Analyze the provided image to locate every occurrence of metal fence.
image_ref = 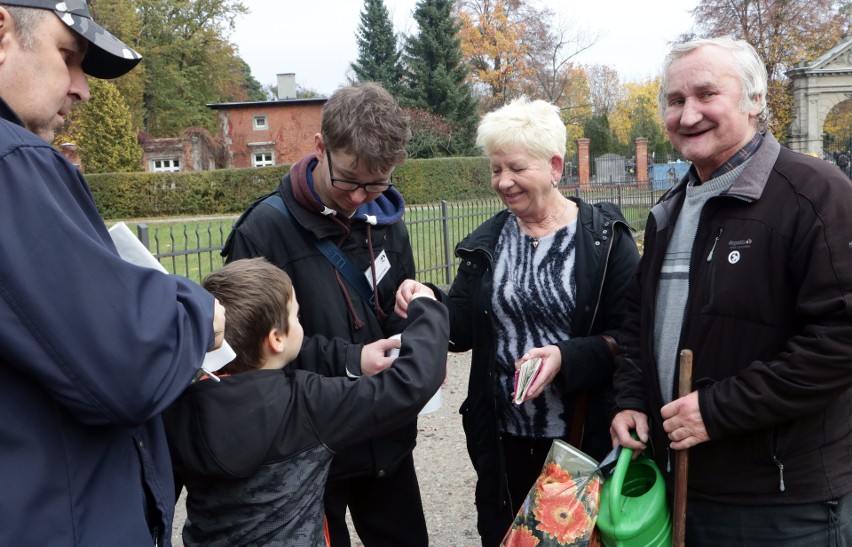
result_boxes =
[131,185,668,287]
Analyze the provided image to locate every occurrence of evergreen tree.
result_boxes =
[58,79,142,173]
[223,59,267,103]
[403,0,478,156]
[584,114,613,159]
[351,0,405,95]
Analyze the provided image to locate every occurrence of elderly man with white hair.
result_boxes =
[610,36,852,545]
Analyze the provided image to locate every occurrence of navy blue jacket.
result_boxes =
[0,98,215,545]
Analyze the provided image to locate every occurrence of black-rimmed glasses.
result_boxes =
[326,149,394,193]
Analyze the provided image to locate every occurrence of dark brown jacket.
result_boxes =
[614,133,852,504]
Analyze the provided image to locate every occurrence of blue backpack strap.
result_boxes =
[261,194,375,308]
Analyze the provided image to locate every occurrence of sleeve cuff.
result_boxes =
[344,343,363,378]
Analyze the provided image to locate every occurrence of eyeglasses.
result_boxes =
[325,149,394,193]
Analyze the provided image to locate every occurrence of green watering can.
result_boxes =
[596,445,671,546]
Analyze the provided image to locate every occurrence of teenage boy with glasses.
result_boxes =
[326,148,394,194]
[222,82,430,547]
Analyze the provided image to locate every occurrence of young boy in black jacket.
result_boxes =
[164,258,448,546]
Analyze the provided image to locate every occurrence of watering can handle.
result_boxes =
[608,441,637,518]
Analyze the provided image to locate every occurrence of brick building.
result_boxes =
[140,127,221,173]
[207,73,326,169]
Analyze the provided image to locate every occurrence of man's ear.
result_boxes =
[749,94,763,117]
[0,8,11,66]
[314,132,325,157]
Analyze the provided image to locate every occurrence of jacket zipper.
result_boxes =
[586,220,623,334]
[706,227,724,262]
[461,244,510,514]
[771,427,785,492]
[772,455,786,492]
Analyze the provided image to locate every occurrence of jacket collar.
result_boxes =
[667,132,780,203]
[688,132,764,183]
[724,131,781,201]
[570,196,631,235]
[456,196,630,257]
[455,209,509,260]
[0,96,24,127]
[653,132,782,232]
[287,153,406,227]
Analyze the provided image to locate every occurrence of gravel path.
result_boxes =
[172,351,481,546]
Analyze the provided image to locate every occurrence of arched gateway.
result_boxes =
[788,30,852,157]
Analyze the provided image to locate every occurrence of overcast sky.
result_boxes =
[231,0,697,96]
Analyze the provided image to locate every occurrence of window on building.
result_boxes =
[253,115,268,130]
[151,158,181,172]
[253,151,274,167]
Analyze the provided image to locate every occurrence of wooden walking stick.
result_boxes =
[672,349,693,547]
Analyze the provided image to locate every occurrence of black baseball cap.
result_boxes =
[2,0,142,78]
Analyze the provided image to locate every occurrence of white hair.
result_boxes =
[658,36,770,133]
[476,97,566,163]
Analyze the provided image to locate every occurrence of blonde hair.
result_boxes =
[476,97,566,163]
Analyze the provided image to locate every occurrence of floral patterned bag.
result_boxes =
[501,440,603,547]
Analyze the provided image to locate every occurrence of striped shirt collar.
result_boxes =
[688,132,763,184]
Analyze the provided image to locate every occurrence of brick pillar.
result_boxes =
[577,138,591,190]
[635,137,648,188]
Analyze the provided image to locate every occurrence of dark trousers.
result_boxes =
[500,436,554,516]
[686,489,852,546]
[324,452,427,547]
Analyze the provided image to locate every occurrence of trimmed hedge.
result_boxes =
[393,156,494,203]
[87,165,290,219]
[88,157,494,219]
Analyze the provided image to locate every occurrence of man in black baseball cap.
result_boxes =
[1,0,141,78]
[0,0,142,141]
[0,2,227,546]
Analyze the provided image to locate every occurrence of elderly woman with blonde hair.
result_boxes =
[396,97,640,546]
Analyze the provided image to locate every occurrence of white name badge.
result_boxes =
[365,249,391,289]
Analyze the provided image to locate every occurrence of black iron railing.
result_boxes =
[130,186,667,286]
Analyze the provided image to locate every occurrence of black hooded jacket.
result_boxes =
[222,154,417,480]
[165,298,448,545]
